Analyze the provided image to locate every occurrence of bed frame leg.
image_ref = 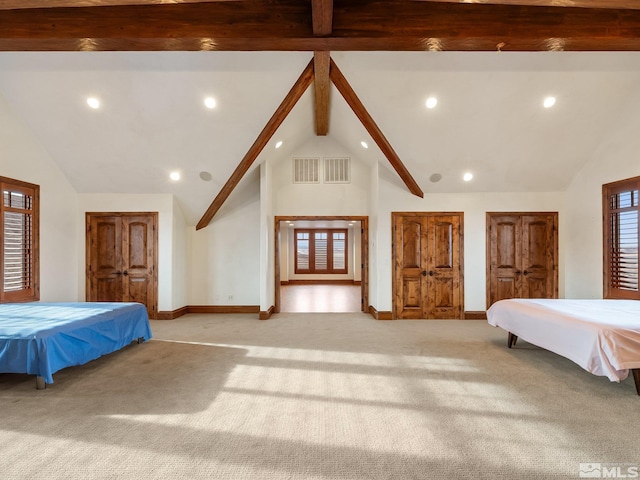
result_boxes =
[507,332,518,348]
[632,369,640,396]
[35,376,46,390]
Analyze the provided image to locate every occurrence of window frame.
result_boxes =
[294,228,348,274]
[1,176,40,303]
[603,175,640,300]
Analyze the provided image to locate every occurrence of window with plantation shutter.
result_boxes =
[1,177,39,303]
[294,229,348,274]
[603,176,639,299]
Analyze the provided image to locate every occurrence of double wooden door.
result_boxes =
[86,212,158,319]
[393,212,463,319]
[486,212,558,308]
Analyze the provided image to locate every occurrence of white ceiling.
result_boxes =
[1,50,640,225]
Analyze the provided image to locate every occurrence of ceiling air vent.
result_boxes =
[293,157,319,184]
[324,157,351,184]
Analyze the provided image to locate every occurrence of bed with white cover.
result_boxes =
[486,299,640,395]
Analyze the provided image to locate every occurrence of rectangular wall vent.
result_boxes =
[293,157,320,184]
[324,157,351,184]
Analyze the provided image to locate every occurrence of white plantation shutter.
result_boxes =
[332,232,346,270]
[4,210,31,292]
[296,231,310,271]
[314,232,328,270]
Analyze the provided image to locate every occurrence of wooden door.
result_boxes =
[87,212,158,319]
[520,215,556,299]
[393,212,463,319]
[88,215,123,303]
[487,212,557,308]
[427,215,463,319]
[487,214,520,304]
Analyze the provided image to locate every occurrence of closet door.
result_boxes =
[486,212,558,308]
[86,212,158,319]
[393,212,464,319]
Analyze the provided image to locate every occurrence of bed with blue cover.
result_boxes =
[0,302,152,388]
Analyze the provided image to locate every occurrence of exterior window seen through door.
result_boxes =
[294,229,347,274]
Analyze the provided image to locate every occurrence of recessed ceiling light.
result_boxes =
[169,171,181,181]
[199,171,212,181]
[275,141,283,149]
[426,97,438,109]
[361,141,369,149]
[463,172,473,182]
[543,96,556,108]
[204,97,216,109]
[430,173,442,183]
[86,97,100,109]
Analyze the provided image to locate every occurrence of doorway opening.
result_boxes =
[274,216,368,313]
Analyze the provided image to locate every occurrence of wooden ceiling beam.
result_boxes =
[329,58,423,199]
[313,51,331,136]
[311,1,333,136]
[196,59,314,230]
[411,0,640,10]
[312,0,333,35]
[0,0,240,10]
[2,0,638,12]
[4,1,640,51]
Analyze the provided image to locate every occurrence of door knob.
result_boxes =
[421,270,427,277]
[428,270,435,276]
[123,271,129,276]
[515,270,521,275]
[114,271,122,275]
[523,270,529,276]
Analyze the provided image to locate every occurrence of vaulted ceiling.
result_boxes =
[1,1,640,226]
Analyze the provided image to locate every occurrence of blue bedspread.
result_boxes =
[0,302,152,384]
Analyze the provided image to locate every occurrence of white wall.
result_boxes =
[368,162,380,310]
[0,94,79,301]
[172,200,188,309]
[564,108,640,299]
[261,161,275,311]
[187,170,261,306]
[377,173,566,312]
[77,193,175,311]
[272,139,370,216]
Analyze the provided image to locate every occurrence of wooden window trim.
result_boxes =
[1,176,40,303]
[603,175,640,300]
[294,228,348,274]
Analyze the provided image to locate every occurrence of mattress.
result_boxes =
[487,299,640,382]
[0,302,152,384]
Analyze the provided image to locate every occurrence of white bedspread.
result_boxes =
[486,299,640,382]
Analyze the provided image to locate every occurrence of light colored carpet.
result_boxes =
[1,313,639,480]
